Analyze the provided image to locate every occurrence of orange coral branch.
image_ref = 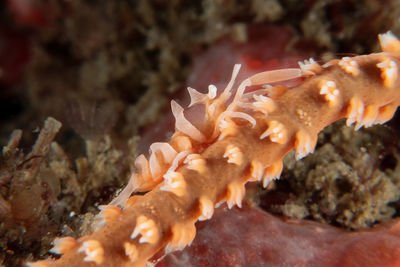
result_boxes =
[28,32,400,267]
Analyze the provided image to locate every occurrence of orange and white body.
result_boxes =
[28,31,400,267]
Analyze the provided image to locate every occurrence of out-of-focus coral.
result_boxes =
[0,26,31,87]
[7,0,54,28]
[64,98,119,140]
[0,118,135,266]
[21,0,400,138]
[0,117,63,265]
[159,205,400,267]
[296,0,400,54]
[260,121,400,229]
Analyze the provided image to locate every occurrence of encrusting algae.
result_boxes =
[28,31,400,266]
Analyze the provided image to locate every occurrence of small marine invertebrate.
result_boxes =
[28,31,400,266]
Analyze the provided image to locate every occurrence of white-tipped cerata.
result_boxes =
[184,154,206,174]
[149,142,178,178]
[160,170,187,197]
[346,97,365,130]
[135,154,151,180]
[362,105,379,128]
[249,160,264,182]
[77,240,104,265]
[212,64,242,114]
[252,94,276,114]
[218,118,237,141]
[263,160,283,188]
[295,130,316,160]
[171,100,206,142]
[149,142,177,164]
[319,80,339,106]
[166,222,196,253]
[338,57,360,76]
[198,196,214,221]
[124,242,139,263]
[260,120,288,144]
[226,181,245,209]
[131,215,159,244]
[187,87,206,107]
[94,205,122,229]
[379,31,400,53]
[49,237,77,255]
[223,145,243,165]
[298,58,322,76]
[377,58,398,88]
[187,84,217,108]
[208,84,217,99]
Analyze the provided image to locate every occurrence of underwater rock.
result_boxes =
[159,205,400,267]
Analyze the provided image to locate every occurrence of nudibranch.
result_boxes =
[28,31,400,267]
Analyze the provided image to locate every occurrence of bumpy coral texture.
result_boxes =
[29,32,400,266]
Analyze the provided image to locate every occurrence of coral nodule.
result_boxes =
[28,32,400,266]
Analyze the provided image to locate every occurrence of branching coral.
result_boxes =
[28,32,400,266]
